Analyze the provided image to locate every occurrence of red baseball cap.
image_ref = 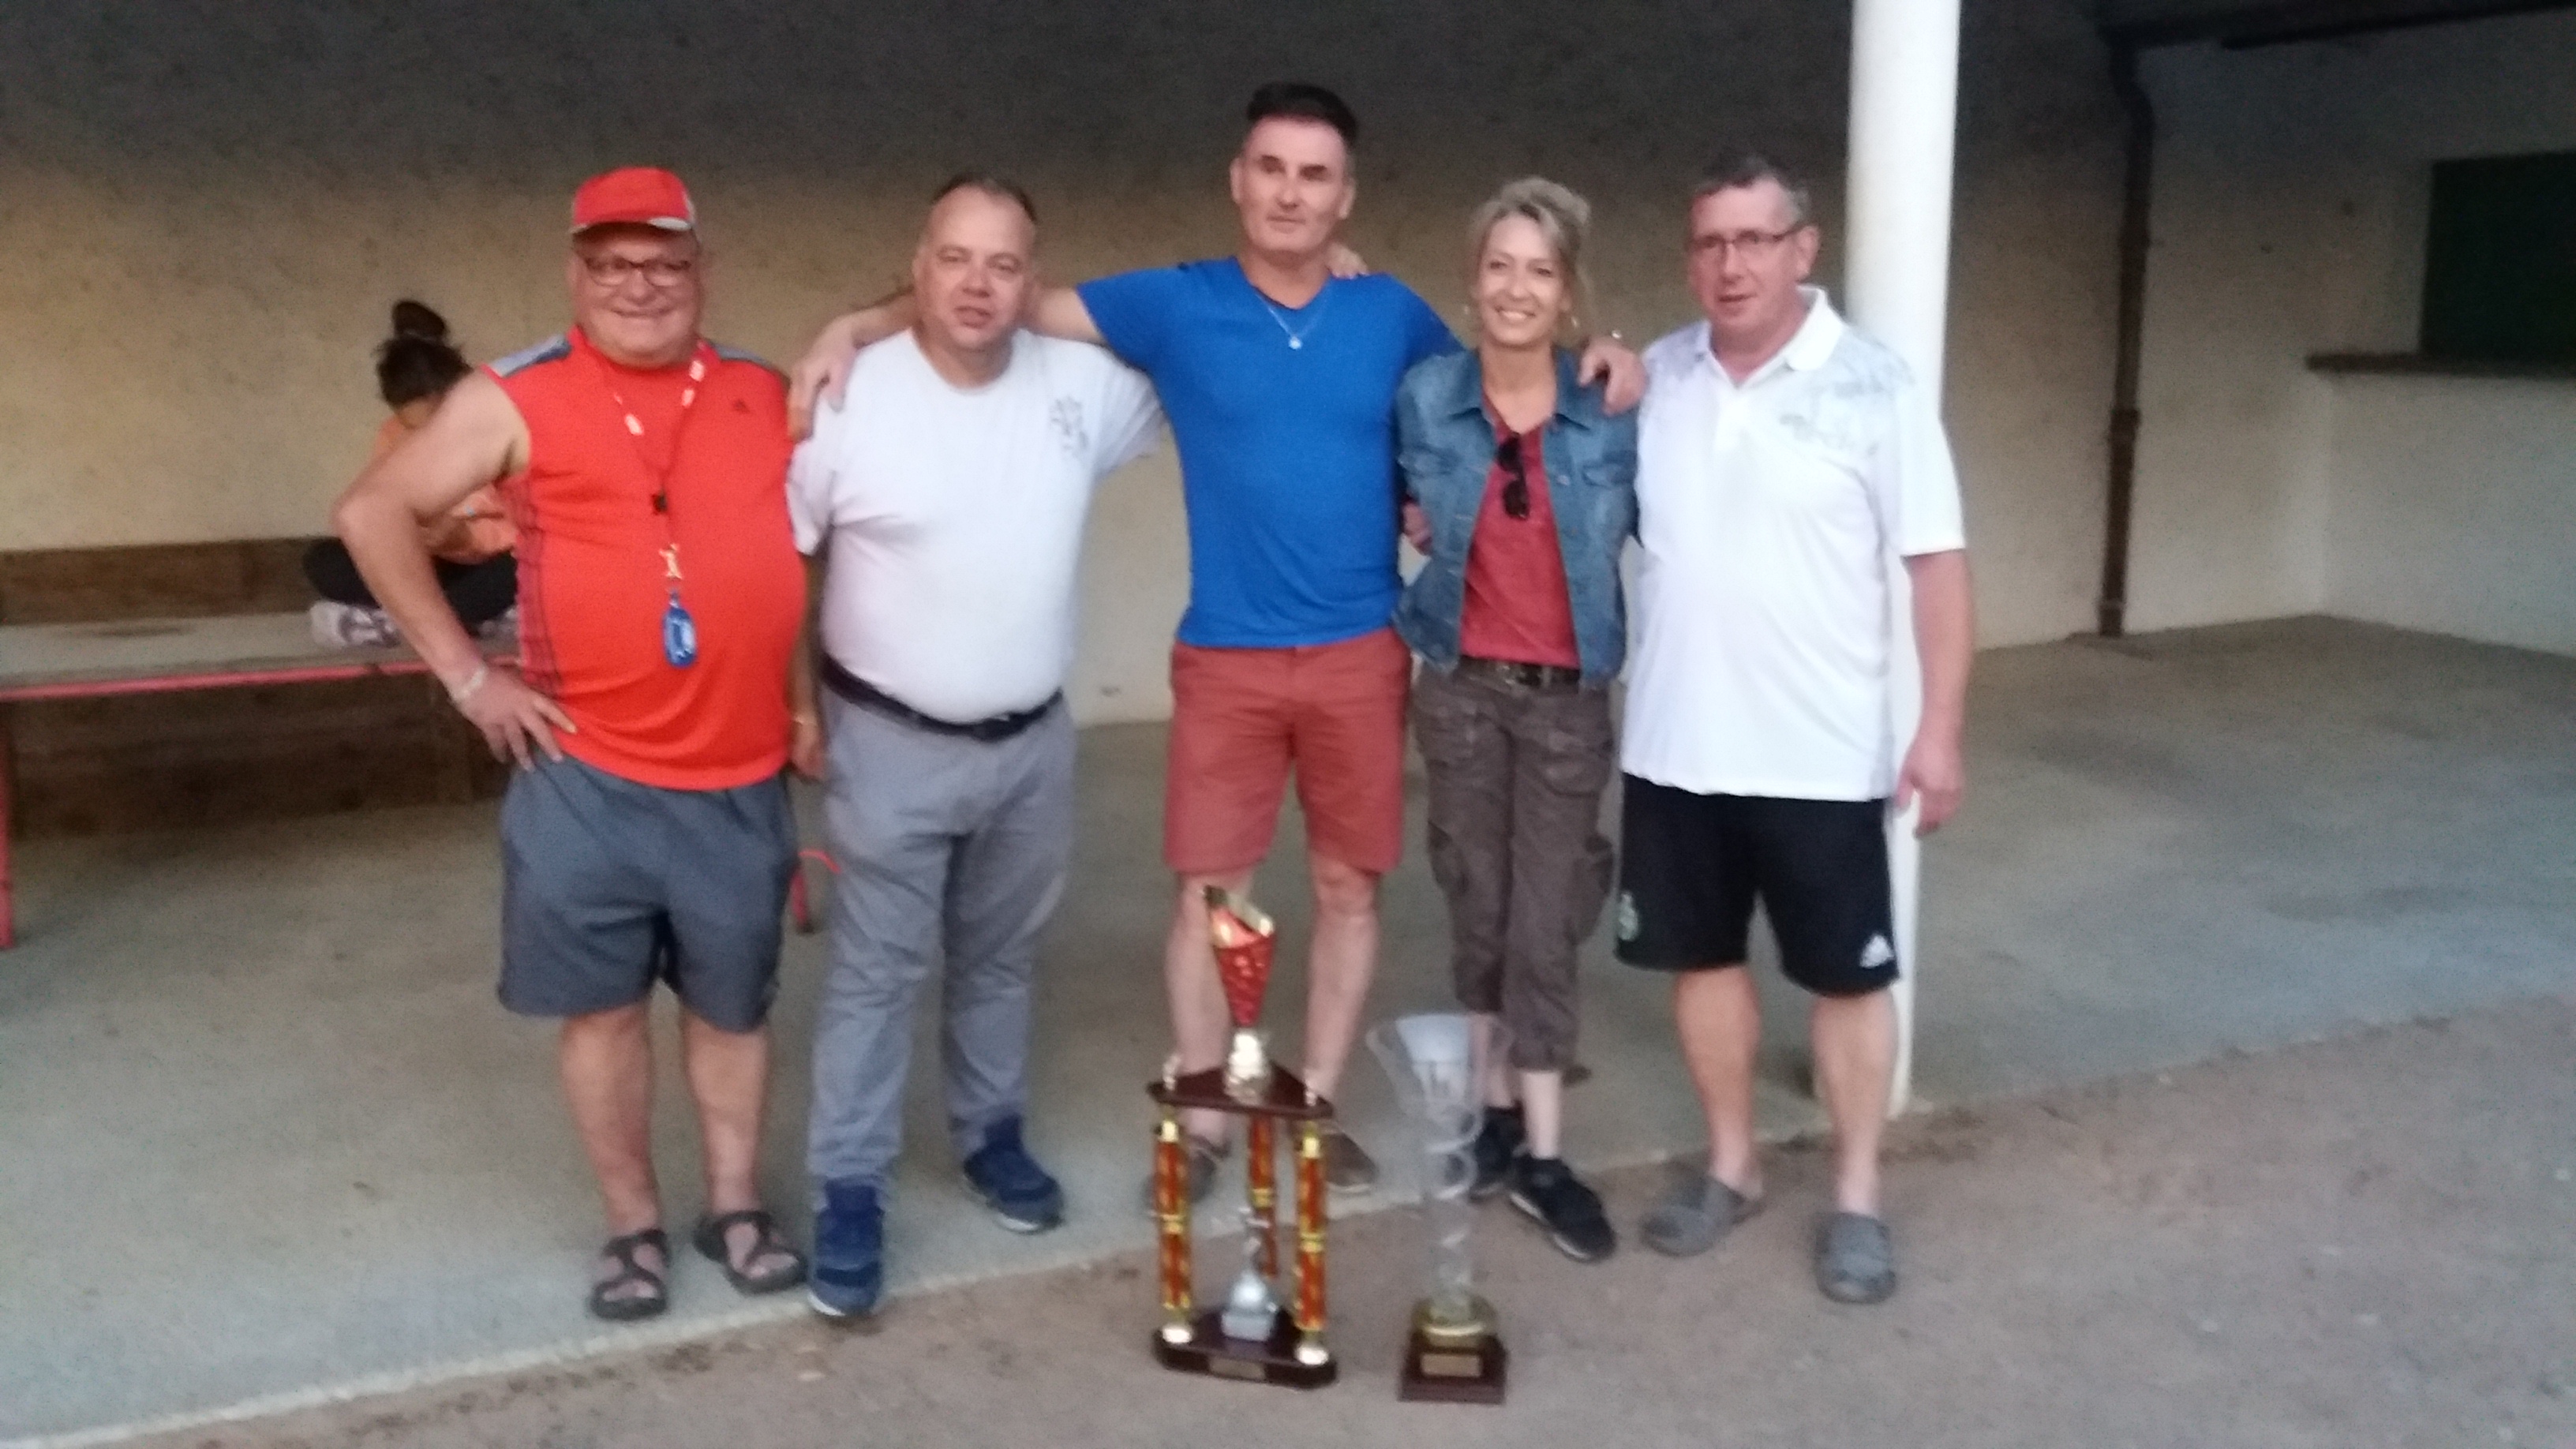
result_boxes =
[570,167,697,234]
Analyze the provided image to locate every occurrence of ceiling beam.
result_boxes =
[2106,0,2576,49]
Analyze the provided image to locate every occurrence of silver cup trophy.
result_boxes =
[1219,1205,1285,1342]
[1366,1012,1509,1402]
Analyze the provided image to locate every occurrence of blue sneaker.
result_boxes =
[807,1180,884,1320]
[961,1116,1065,1234]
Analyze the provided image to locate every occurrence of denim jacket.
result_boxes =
[1391,348,1638,686]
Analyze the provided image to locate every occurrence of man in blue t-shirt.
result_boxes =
[792,83,1639,1203]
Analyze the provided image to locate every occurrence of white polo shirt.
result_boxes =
[788,329,1161,723]
[1621,290,1966,801]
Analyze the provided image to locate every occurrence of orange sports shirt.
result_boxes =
[488,328,803,791]
[369,415,517,564]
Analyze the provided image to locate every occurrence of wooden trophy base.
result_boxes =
[1148,1064,1331,1120]
[1398,1327,1507,1404]
[1151,1309,1337,1389]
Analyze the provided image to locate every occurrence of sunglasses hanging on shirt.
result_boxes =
[1495,435,1530,521]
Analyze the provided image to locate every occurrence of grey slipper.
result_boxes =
[1815,1211,1898,1304]
[1641,1174,1763,1258]
[1137,1133,1228,1219]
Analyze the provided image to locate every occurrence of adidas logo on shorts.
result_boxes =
[1859,934,1896,970]
[1615,891,1640,942]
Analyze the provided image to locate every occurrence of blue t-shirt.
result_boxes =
[1079,259,1459,648]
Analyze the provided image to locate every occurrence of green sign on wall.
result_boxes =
[2421,150,2576,367]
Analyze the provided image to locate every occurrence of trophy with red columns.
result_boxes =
[1147,887,1337,1388]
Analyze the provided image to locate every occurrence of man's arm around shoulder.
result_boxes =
[788,283,1106,439]
[1025,284,1103,348]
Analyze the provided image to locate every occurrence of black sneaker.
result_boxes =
[1509,1155,1617,1263]
[1470,1106,1525,1202]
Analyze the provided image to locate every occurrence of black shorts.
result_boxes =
[1611,776,1898,998]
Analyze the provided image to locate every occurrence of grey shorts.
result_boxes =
[497,754,797,1033]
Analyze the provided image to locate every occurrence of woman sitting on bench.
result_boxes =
[305,301,518,647]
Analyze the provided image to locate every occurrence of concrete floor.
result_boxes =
[3,617,2571,1443]
[110,1000,2576,1449]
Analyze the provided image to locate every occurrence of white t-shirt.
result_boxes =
[1621,290,1966,800]
[788,329,1161,722]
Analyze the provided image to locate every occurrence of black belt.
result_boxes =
[820,657,1060,743]
[1455,655,1585,692]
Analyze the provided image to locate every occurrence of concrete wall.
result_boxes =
[2323,378,2576,656]
[2126,11,2576,646]
[0,1,2125,721]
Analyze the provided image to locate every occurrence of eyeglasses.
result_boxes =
[1689,227,1804,263]
[1496,435,1530,520]
[579,255,698,287]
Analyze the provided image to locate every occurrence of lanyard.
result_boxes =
[584,335,715,667]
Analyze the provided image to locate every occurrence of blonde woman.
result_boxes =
[1391,178,1637,1261]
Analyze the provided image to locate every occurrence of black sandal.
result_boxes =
[587,1228,671,1323]
[692,1208,809,1295]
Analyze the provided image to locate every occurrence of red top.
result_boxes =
[490,328,802,790]
[1458,414,1580,669]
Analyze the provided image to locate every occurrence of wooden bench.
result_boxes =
[0,612,511,947]
[0,608,834,949]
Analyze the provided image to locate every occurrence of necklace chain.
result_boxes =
[1259,283,1331,351]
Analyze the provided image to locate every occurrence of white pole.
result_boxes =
[1844,0,1960,1118]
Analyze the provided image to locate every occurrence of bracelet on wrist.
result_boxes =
[447,664,490,707]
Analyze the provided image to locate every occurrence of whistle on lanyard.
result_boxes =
[658,546,698,668]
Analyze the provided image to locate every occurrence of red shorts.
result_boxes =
[1164,627,1412,877]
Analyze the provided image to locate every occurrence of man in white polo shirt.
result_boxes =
[1616,151,1975,1305]
[788,174,1161,1319]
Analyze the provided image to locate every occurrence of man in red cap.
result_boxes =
[334,167,814,1320]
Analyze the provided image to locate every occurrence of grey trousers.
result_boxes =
[805,692,1076,1200]
[1410,666,1617,1072]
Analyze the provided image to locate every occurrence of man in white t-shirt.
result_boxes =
[788,176,1162,1320]
[1615,152,1975,1305]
